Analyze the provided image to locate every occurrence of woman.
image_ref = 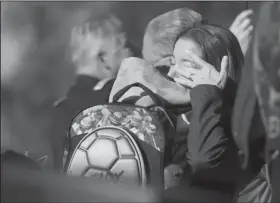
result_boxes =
[162,24,244,202]
[108,22,243,201]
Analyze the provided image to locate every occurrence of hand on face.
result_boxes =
[230,9,254,56]
[170,50,229,90]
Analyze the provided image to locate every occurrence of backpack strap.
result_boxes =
[112,82,192,115]
[112,83,164,106]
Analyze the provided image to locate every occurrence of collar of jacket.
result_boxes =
[181,111,192,125]
[76,75,99,88]
[93,77,114,91]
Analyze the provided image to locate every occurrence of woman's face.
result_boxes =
[172,37,204,69]
[168,37,204,87]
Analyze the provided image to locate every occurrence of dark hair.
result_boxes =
[176,24,244,84]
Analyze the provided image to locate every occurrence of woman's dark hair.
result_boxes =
[176,24,244,84]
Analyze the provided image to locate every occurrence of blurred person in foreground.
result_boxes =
[51,14,140,170]
[232,2,280,202]
[1,149,154,202]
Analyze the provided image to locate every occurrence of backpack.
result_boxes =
[63,83,176,196]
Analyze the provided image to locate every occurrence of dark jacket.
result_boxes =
[50,75,115,170]
[166,84,240,202]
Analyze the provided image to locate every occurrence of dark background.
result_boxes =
[1,1,259,165]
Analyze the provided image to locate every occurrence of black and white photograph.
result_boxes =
[1,1,280,202]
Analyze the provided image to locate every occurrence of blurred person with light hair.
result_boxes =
[51,14,140,170]
[69,14,134,81]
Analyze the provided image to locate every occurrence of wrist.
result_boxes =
[190,85,222,108]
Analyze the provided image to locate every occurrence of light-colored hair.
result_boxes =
[70,14,125,67]
[142,8,204,64]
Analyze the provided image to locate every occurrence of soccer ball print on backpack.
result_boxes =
[63,83,175,194]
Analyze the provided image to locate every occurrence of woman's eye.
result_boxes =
[182,60,197,69]
[182,59,190,63]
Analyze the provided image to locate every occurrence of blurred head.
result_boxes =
[142,7,204,65]
[172,24,244,102]
[70,14,134,79]
[1,2,36,86]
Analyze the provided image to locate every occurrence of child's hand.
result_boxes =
[173,50,229,90]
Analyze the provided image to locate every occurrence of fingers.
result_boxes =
[184,50,209,69]
[220,55,228,74]
[174,77,195,88]
[219,56,229,88]
[174,67,200,79]
[240,25,254,38]
[239,18,252,30]
[234,9,253,26]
